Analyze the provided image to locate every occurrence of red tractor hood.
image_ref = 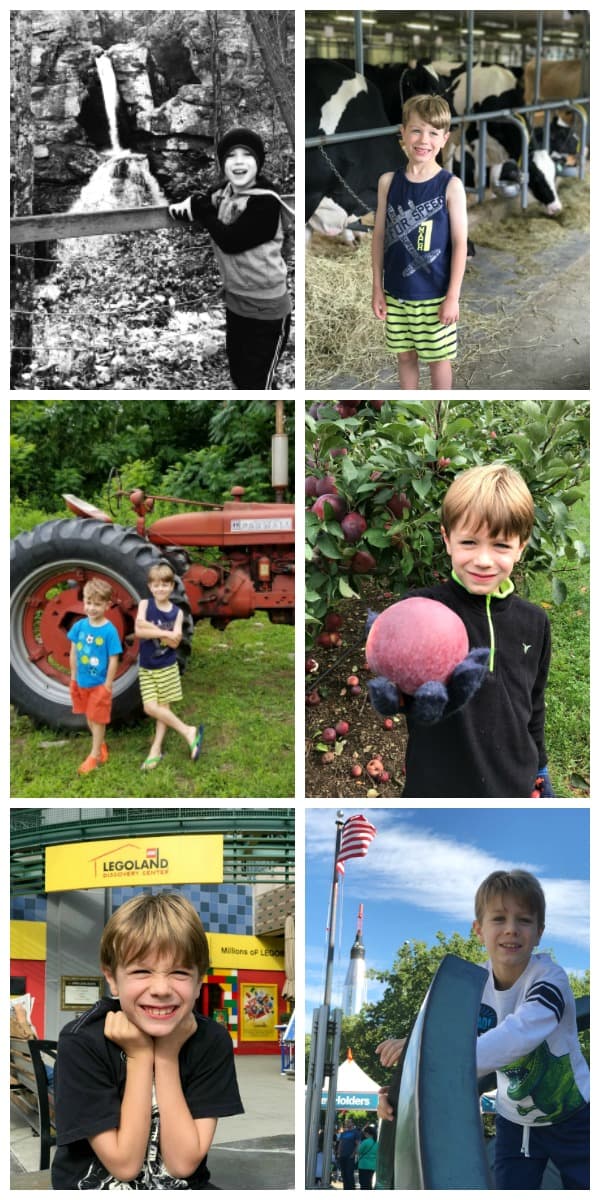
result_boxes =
[149,502,295,547]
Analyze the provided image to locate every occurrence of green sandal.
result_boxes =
[141,754,164,771]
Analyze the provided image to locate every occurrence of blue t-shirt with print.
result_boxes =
[68,618,122,688]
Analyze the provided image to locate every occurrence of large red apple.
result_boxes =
[365,597,469,694]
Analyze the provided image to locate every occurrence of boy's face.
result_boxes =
[83,593,110,623]
[224,146,258,190]
[400,116,449,165]
[442,518,527,595]
[473,895,543,987]
[103,951,201,1038]
[149,576,175,605]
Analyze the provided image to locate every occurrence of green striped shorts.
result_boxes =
[138,662,183,706]
[385,293,457,361]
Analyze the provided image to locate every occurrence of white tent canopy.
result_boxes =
[321,1048,380,1111]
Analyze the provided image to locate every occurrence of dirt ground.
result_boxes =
[307,190,590,392]
[305,584,410,800]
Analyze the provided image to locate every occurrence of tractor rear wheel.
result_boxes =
[10,518,193,731]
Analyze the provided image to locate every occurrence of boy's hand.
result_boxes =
[372,289,387,321]
[375,1037,407,1067]
[377,1086,395,1122]
[168,198,193,222]
[153,1012,197,1060]
[104,1010,154,1059]
[438,295,459,325]
[531,765,556,798]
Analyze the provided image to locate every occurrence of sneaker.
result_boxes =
[99,743,109,764]
[78,754,100,775]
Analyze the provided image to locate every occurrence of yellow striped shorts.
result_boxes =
[138,662,183,706]
[385,293,457,361]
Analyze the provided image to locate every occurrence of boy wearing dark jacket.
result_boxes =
[371,463,553,798]
[169,127,292,390]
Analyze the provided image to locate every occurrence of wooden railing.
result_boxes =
[10,196,295,245]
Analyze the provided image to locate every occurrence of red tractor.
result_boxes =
[10,482,294,731]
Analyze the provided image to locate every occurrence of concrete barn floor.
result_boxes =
[309,191,590,393]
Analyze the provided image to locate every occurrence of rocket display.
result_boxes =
[342,902,367,1015]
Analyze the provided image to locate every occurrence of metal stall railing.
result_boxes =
[306,96,588,212]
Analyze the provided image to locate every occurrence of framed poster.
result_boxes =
[61,976,104,1010]
[240,983,278,1041]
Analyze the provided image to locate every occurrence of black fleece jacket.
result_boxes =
[402,577,551,799]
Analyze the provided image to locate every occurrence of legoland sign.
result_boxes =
[45,834,223,891]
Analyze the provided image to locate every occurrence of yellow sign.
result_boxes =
[240,982,279,1041]
[10,920,47,961]
[207,933,284,972]
[45,834,223,891]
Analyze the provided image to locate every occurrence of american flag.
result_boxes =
[336,815,377,875]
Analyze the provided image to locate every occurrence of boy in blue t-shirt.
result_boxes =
[68,578,122,774]
[371,93,468,390]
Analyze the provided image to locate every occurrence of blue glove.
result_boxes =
[368,648,489,725]
[531,765,556,797]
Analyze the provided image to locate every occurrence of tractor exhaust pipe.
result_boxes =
[272,398,288,501]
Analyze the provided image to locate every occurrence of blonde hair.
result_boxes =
[100,892,209,977]
[442,463,534,542]
[402,93,452,132]
[475,870,546,929]
[147,562,175,585]
[83,577,113,604]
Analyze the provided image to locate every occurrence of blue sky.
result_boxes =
[305,807,589,1023]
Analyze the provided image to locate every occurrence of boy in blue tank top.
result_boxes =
[372,94,468,389]
[135,564,203,770]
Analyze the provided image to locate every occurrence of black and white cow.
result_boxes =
[412,63,564,216]
[305,58,404,222]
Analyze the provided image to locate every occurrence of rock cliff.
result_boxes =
[12,9,293,213]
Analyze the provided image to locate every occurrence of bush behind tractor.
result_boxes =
[10,434,294,731]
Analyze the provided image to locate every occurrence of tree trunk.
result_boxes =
[207,10,224,162]
[10,10,35,386]
[245,11,294,142]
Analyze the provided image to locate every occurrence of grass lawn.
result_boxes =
[10,615,295,799]
[527,494,590,797]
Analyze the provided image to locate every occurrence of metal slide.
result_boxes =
[377,954,492,1189]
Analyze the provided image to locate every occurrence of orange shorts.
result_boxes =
[70,681,113,724]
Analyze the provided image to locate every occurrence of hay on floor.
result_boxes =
[305,176,589,389]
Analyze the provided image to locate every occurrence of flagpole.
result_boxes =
[324,809,345,1008]
[305,809,345,1187]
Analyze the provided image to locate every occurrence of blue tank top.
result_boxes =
[138,597,178,670]
[383,169,453,301]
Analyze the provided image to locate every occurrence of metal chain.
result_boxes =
[317,144,373,214]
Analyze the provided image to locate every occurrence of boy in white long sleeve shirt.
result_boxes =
[376,869,589,1189]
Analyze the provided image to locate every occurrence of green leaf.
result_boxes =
[412,475,433,501]
[551,576,567,606]
[365,528,393,547]
[338,576,360,599]
[317,533,342,559]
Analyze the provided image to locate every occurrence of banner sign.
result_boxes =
[207,933,284,971]
[45,834,223,891]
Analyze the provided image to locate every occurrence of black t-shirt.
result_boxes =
[51,999,244,1190]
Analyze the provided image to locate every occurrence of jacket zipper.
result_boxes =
[485,593,496,672]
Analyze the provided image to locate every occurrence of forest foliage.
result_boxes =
[10,398,295,532]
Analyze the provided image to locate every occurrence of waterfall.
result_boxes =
[96,53,121,152]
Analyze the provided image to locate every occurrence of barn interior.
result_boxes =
[304,11,590,390]
[305,10,589,69]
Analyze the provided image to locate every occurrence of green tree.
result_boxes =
[10,398,293,517]
[336,931,487,1085]
[306,399,589,641]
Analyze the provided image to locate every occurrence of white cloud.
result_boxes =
[306,809,589,950]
